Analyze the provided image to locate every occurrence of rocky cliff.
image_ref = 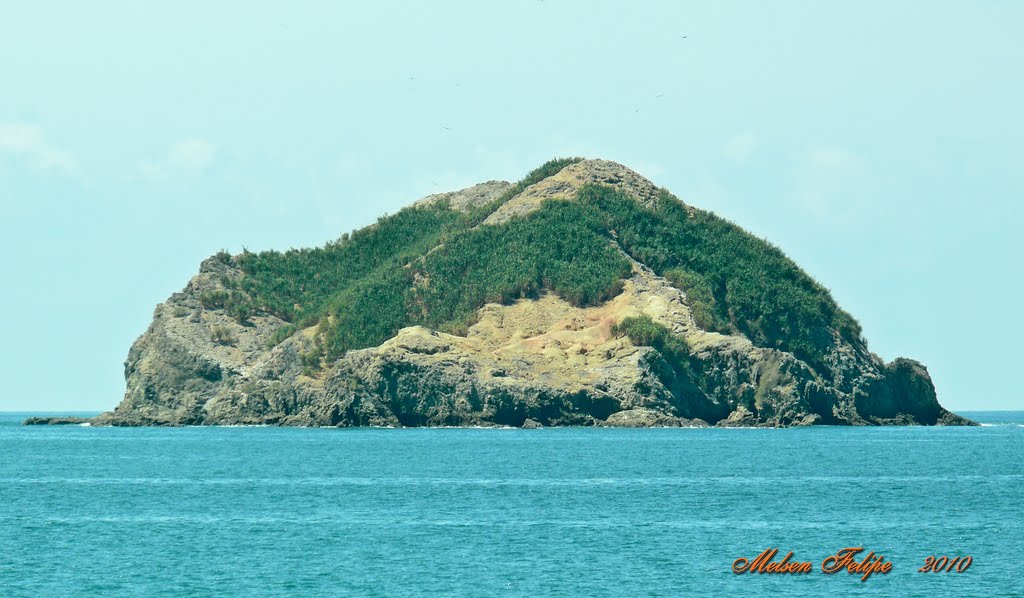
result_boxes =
[40,158,973,427]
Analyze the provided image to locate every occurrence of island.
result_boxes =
[27,158,974,428]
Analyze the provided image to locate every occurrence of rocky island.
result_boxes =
[30,158,973,428]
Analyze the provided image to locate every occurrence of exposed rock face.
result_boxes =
[483,159,661,225]
[46,159,972,428]
[412,180,510,212]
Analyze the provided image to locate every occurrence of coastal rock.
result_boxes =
[602,408,709,428]
[23,417,92,426]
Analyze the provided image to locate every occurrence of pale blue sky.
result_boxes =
[1,1,1021,411]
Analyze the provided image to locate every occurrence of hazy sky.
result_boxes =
[1,1,1021,412]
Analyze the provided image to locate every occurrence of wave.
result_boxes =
[4,474,1022,487]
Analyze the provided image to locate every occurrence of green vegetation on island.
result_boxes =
[218,158,859,373]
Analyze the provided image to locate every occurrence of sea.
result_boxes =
[1,411,1021,597]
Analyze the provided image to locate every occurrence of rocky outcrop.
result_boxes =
[412,180,510,212]
[32,159,974,428]
[23,417,92,426]
[483,159,661,225]
[602,408,710,428]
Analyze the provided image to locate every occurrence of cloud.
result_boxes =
[721,133,758,163]
[678,177,728,207]
[0,123,77,174]
[140,139,217,182]
[805,145,860,174]
[331,150,370,181]
[625,160,666,179]
[795,144,863,211]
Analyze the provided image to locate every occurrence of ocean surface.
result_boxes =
[1,411,1022,597]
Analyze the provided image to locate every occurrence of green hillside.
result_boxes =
[215,158,861,373]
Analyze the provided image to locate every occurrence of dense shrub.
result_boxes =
[231,203,463,324]
[663,267,724,333]
[199,290,230,309]
[612,316,690,364]
[210,325,237,346]
[581,184,860,371]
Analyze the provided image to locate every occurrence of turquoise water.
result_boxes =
[1,412,1022,596]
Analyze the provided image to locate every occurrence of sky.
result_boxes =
[1,1,1021,412]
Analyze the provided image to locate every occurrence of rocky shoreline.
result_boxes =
[24,408,972,428]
